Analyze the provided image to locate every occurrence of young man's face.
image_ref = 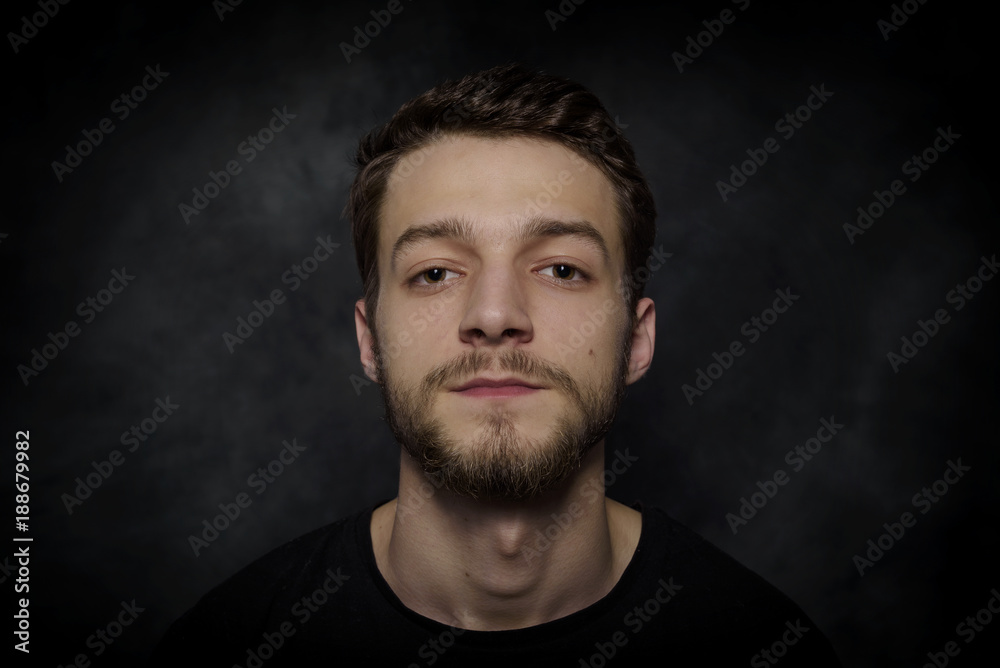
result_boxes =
[356,134,654,500]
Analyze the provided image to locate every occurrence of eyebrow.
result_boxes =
[389,216,611,273]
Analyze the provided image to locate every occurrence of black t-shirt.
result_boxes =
[149,501,842,666]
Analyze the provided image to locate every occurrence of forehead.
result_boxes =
[379,135,622,264]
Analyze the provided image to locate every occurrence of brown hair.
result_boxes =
[346,63,657,334]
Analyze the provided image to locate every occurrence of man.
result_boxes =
[150,64,842,666]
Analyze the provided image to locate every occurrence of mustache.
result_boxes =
[422,348,582,404]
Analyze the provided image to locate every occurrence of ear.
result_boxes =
[626,297,655,385]
[355,299,379,383]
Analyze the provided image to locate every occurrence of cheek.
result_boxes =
[545,298,626,368]
[386,283,462,330]
[377,331,417,367]
[377,299,459,371]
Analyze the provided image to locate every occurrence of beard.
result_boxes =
[372,327,632,501]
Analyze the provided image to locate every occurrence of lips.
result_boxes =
[451,377,544,396]
[452,377,543,391]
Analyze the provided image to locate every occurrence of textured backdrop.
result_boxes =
[3,0,998,665]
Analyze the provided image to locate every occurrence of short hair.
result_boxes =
[346,63,657,333]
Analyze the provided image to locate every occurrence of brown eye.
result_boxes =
[540,264,581,281]
[423,268,446,283]
[413,268,458,286]
[553,264,576,280]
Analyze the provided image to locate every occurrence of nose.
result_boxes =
[458,263,533,347]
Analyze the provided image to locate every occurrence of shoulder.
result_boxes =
[147,504,371,665]
[206,506,362,602]
[640,505,800,609]
[630,505,842,664]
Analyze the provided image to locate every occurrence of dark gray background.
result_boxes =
[3,0,998,665]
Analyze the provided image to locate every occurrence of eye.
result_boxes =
[538,263,585,282]
[412,267,459,286]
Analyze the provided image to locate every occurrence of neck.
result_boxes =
[370,442,641,631]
